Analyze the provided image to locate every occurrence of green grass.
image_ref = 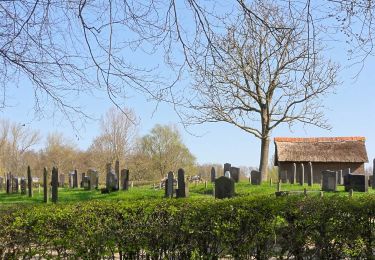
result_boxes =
[0,181,374,206]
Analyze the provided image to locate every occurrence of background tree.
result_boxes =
[136,124,196,180]
[184,2,338,180]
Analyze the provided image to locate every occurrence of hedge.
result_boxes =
[0,195,374,259]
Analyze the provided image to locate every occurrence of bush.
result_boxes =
[0,195,374,259]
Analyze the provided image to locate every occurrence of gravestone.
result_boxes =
[20,178,27,195]
[176,168,189,198]
[6,173,11,194]
[80,172,85,188]
[223,163,231,176]
[166,171,174,198]
[115,160,120,190]
[12,177,19,193]
[322,170,337,191]
[215,176,235,199]
[210,167,216,183]
[291,163,296,184]
[59,173,65,188]
[344,173,368,192]
[51,167,59,203]
[299,163,305,185]
[250,170,261,185]
[230,167,240,183]
[224,171,231,178]
[73,169,78,188]
[27,166,33,197]
[0,176,3,190]
[279,170,288,183]
[69,172,74,188]
[121,169,129,190]
[307,162,313,186]
[106,163,118,191]
[83,176,91,190]
[43,168,48,203]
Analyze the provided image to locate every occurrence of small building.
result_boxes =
[274,137,368,183]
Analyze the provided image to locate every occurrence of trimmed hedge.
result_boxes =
[0,196,374,259]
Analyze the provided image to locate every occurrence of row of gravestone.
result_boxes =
[1,166,34,197]
[164,169,189,198]
[103,161,130,193]
[322,169,374,192]
[209,163,241,183]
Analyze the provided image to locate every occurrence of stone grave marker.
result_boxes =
[322,170,337,191]
[12,177,19,193]
[291,163,296,184]
[0,176,3,190]
[106,163,118,191]
[6,173,11,194]
[83,176,91,190]
[230,167,240,183]
[166,171,174,198]
[51,167,59,203]
[121,169,129,190]
[307,162,313,186]
[27,166,33,197]
[176,168,189,198]
[223,163,231,176]
[69,172,74,188]
[344,173,368,192]
[299,163,305,185]
[224,171,231,178]
[20,178,27,195]
[210,167,216,183]
[59,173,65,188]
[115,160,120,190]
[215,176,235,199]
[250,170,261,185]
[73,169,78,188]
[80,172,85,188]
[43,168,48,203]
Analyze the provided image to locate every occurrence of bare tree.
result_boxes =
[184,2,339,181]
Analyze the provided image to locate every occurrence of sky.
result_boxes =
[1,2,375,170]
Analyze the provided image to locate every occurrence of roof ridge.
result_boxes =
[274,137,366,143]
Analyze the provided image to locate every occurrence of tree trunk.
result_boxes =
[259,136,270,182]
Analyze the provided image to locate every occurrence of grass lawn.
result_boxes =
[0,181,374,206]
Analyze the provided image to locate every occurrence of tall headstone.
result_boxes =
[73,169,78,188]
[166,171,174,198]
[299,163,305,185]
[83,176,91,190]
[59,173,65,188]
[69,172,74,188]
[291,163,296,184]
[210,167,216,183]
[121,169,129,190]
[223,163,231,176]
[215,176,235,199]
[373,159,375,189]
[250,170,261,185]
[115,160,120,190]
[27,166,33,197]
[12,177,19,193]
[106,163,112,190]
[43,167,48,203]
[6,173,11,194]
[176,168,189,198]
[230,167,240,183]
[322,170,337,191]
[20,178,27,195]
[307,162,313,186]
[51,167,59,203]
[344,173,368,192]
[80,172,85,188]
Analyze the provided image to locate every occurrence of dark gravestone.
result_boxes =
[223,163,231,176]
[88,169,99,189]
[250,170,261,185]
[344,173,368,192]
[215,176,235,199]
[0,176,3,190]
[166,171,174,198]
[299,163,305,185]
[6,173,11,194]
[12,177,19,193]
[291,163,296,184]
[322,170,337,191]
[210,167,216,183]
[59,173,65,188]
[27,166,33,197]
[51,167,59,203]
[83,176,91,190]
[307,162,313,186]
[121,169,129,190]
[73,169,78,188]
[230,167,240,183]
[279,170,288,183]
[20,178,27,195]
[106,170,117,191]
[69,172,74,188]
[115,160,120,190]
[43,167,48,203]
[80,172,85,188]
[176,168,189,198]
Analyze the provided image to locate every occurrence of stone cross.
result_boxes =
[223,163,231,176]
[121,169,129,190]
[115,160,120,190]
[210,167,216,183]
[307,162,313,186]
[20,178,27,195]
[27,166,33,197]
[322,170,337,191]
[43,167,48,203]
[215,176,235,199]
[292,163,296,184]
[299,163,305,185]
[176,168,189,198]
[51,167,59,203]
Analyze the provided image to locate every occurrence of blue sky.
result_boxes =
[1,2,375,170]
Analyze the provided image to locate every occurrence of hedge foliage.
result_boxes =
[0,196,374,259]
